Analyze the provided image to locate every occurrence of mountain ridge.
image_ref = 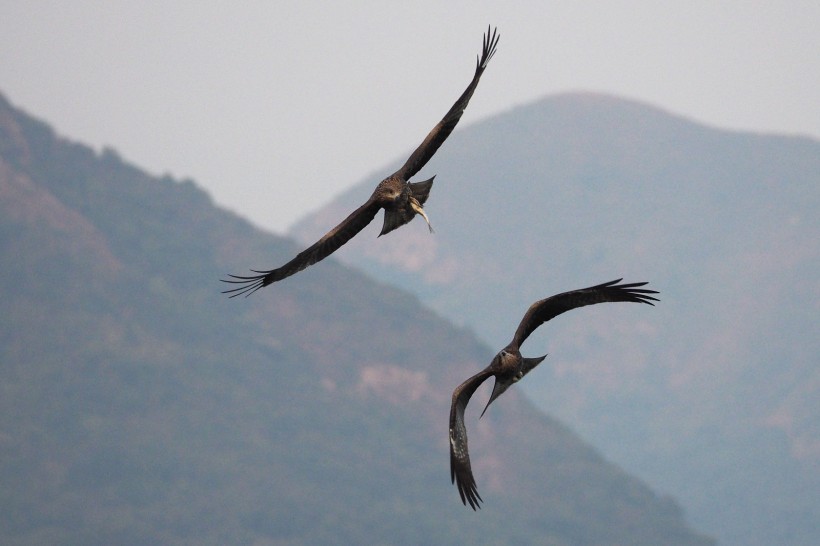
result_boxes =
[0,91,713,545]
[291,91,820,546]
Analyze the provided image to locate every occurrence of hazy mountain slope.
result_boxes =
[0,92,714,545]
[291,92,820,546]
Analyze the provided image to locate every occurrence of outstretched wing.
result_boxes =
[510,279,659,349]
[449,367,494,510]
[393,26,499,181]
[221,198,382,297]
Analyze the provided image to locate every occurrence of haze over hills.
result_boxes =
[291,92,820,546]
[0,92,715,545]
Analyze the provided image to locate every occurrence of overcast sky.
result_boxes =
[2,1,818,233]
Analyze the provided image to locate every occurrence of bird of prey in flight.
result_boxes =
[222,27,500,297]
[449,279,659,509]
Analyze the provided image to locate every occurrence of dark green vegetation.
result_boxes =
[292,92,820,546]
[0,93,714,545]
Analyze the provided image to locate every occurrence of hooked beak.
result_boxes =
[410,198,434,233]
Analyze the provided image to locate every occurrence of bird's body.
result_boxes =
[222,27,499,297]
[449,279,659,509]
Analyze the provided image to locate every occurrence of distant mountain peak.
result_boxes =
[291,91,820,546]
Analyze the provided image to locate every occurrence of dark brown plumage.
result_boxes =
[449,279,659,509]
[222,27,500,297]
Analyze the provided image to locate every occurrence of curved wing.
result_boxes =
[449,367,494,510]
[510,279,659,349]
[221,198,382,297]
[393,26,499,180]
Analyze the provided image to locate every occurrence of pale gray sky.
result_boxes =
[2,1,818,233]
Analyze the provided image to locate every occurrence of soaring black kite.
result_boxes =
[449,279,659,509]
[223,27,499,297]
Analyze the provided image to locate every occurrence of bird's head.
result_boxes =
[492,347,521,372]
